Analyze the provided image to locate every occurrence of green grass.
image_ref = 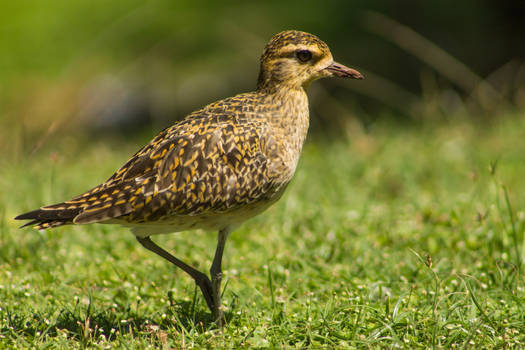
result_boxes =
[1,115,524,348]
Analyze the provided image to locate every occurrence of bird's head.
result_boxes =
[257,30,363,92]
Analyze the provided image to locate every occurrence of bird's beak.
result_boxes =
[324,62,364,79]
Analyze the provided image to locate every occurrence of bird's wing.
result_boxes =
[71,117,280,224]
[70,112,283,225]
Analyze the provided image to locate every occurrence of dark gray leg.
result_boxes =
[136,236,214,311]
[210,227,231,326]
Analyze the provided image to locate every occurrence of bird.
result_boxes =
[15,30,363,326]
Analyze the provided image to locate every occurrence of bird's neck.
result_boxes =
[257,85,310,165]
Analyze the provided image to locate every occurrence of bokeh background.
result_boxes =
[1,0,524,148]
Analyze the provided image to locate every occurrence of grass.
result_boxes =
[1,115,524,348]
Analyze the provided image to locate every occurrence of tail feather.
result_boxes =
[15,205,81,230]
[19,219,42,228]
[15,180,139,229]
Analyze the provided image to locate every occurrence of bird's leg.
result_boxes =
[209,227,231,327]
[136,236,214,312]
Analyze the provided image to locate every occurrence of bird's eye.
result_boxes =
[295,50,312,63]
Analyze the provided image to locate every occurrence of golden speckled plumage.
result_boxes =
[16,30,363,325]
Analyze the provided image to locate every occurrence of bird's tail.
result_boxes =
[15,203,82,230]
[15,180,139,229]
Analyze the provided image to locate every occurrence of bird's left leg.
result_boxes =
[210,227,231,327]
[136,236,214,311]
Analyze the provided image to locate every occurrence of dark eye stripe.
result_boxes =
[296,50,312,62]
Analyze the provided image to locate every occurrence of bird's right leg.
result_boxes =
[209,227,231,327]
[136,236,214,312]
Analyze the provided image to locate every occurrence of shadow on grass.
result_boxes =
[4,297,233,344]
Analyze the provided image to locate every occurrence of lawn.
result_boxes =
[1,115,524,348]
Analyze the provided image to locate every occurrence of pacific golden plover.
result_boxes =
[16,30,363,325]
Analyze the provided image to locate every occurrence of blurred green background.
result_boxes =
[1,0,524,150]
